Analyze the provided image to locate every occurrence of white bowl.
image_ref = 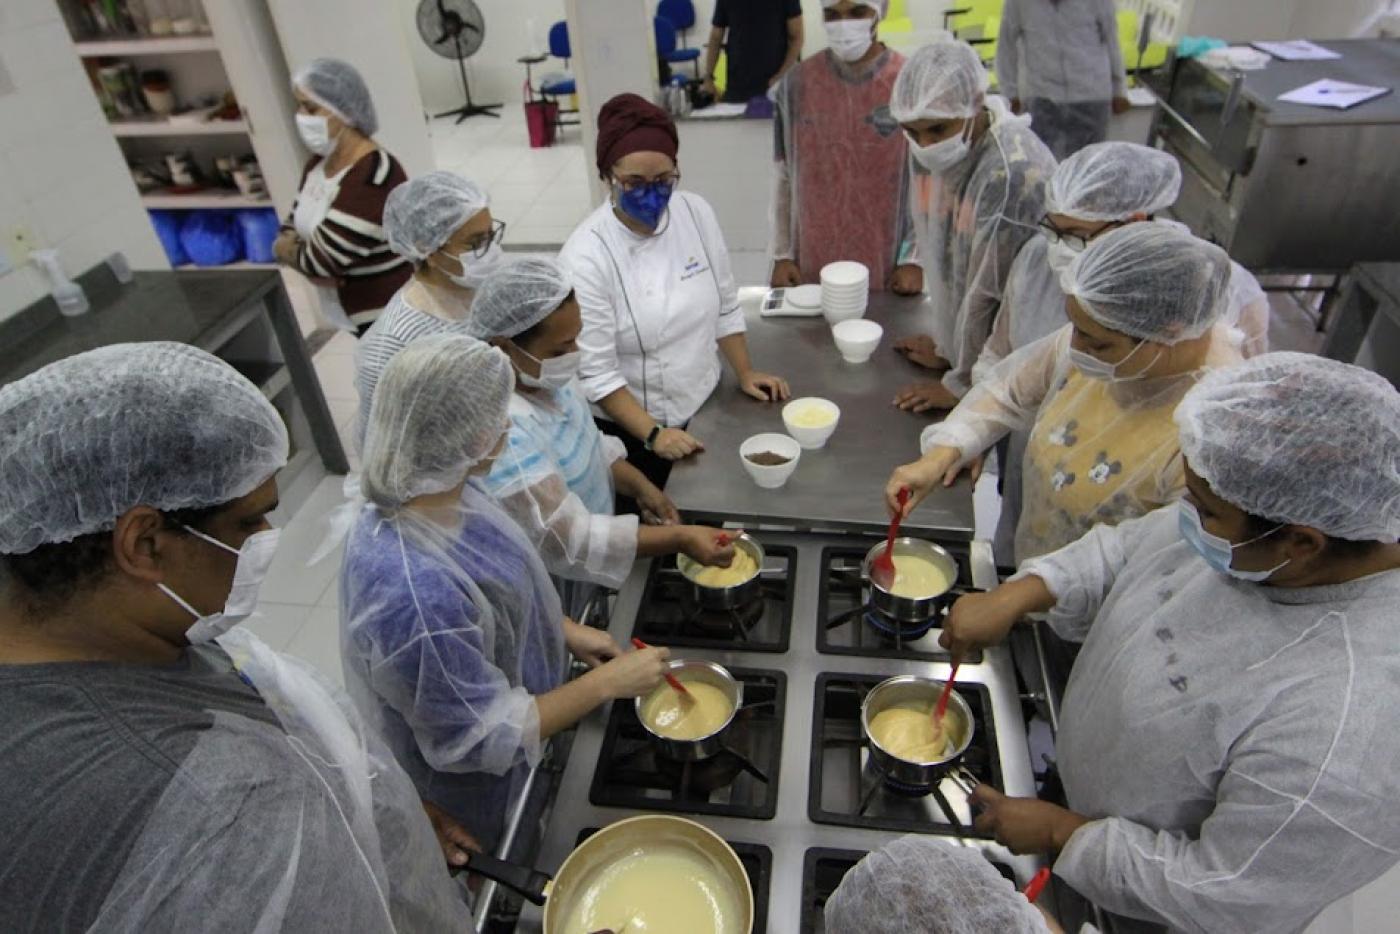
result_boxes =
[782,397,842,449]
[823,302,867,325]
[832,319,884,363]
[820,261,871,289]
[739,433,802,489]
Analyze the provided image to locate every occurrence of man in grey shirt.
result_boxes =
[997,0,1130,159]
[0,342,475,932]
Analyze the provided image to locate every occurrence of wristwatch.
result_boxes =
[644,424,663,452]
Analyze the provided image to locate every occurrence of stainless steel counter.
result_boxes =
[666,293,977,539]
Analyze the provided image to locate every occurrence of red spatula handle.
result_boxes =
[631,637,689,696]
[1023,867,1052,902]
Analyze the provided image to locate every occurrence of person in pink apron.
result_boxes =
[770,0,922,295]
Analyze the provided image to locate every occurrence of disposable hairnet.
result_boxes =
[384,171,489,262]
[293,58,378,135]
[1062,223,1229,344]
[360,334,513,509]
[821,0,888,15]
[340,480,567,851]
[0,342,287,555]
[824,837,1046,934]
[1176,352,1400,541]
[91,628,472,930]
[467,257,575,340]
[1046,142,1182,222]
[890,40,989,122]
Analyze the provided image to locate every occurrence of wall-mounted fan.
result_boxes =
[417,0,501,122]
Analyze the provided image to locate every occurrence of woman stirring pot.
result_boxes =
[562,93,789,492]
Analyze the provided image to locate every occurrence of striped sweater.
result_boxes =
[284,151,412,315]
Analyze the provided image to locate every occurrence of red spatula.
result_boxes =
[871,487,909,589]
[631,637,691,701]
[934,659,961,725]
[1023,867,1052,902]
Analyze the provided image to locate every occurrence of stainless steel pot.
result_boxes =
[861,537,959,623]
[635,659,742,761]
[676,532,766,611]
[464,813,754,932]
[860,674,974,788]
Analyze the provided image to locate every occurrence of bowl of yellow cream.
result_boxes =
[781,397,841,449]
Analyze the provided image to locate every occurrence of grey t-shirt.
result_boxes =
[0,645,276,932]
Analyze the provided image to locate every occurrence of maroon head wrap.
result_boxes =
[595,93,679,178]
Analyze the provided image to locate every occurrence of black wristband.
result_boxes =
[644,424,663,451]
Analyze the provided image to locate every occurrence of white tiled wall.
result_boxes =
[0,0,168,325]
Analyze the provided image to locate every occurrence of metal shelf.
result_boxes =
[112,118,249,137]
[73,36,218,56]
[141,191,273,210]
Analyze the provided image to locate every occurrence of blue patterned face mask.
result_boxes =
[615,181,674,230]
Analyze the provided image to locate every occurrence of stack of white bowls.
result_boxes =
[820,261,870,324]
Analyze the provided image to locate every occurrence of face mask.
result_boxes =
[826,18,876,62]
[513,343,580,391]
[435,240,503,290]
[158,526,281,644]
[295,113,337,156]
[1178,500,1290,582]
[1068,338,1161,383]
[1045,237,1082,277]
[615,182,673,230]
[910,127,972,173]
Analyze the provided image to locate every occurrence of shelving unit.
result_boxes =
[73,35,219,56]
[110,117,249,137]
[140,191,272,209]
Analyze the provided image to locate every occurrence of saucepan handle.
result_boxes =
[463,851,552,906]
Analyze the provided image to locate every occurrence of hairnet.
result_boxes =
[1176,352,1400,541]
[467,257,575,340]
[1062,223,1229,344]
[890,40,989,122]
[824,837,1047,934]
[359,334,514,509]
[821,0,889,14]
[0,342,288,555]
[384,171,489,262]
[1046,142,1183,222]
[292,58,378,135]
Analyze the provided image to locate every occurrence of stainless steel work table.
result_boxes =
[665,291,977,538]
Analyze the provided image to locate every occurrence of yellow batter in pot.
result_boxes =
[641,681,733,740]
[560,842,742,934]
[883,554,953,600]
[869,702,957,762]
[689,548,758,588]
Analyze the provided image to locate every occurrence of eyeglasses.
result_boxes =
[464,219,507,257]
[1038,216,1123,251]
[611,172,680,194]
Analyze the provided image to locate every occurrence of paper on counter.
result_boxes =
[690,102,750,119]
[1278,78,1391,110]
[1126,87,1157,108]
[1251,40,1341,61]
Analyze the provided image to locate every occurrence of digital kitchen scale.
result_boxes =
[760,284,824,317]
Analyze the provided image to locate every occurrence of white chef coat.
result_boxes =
[561,191,745,427]
[293,161,356,332]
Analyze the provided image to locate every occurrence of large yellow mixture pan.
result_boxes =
[465,813,754,933]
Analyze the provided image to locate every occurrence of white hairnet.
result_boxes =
[824,837,1047,934]
[1176,352,1400,541]
[822,0,888,13]
[890,40,989,122]
[359,334,514,509]
[293,58,378,135]
[1062,223,1229,344]
[384,171,489,262]
[467,257,575,340]
[0,342,287,555]
[1046,142,1183,222]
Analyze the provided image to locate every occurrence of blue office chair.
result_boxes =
[517,21,579,134]
[655,8,701,78]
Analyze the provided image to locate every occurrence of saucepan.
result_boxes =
[464,813,754,933]
[860,674,976,789]
[676,532,766,611]
[860,537,960,623]
[635,659,743,761]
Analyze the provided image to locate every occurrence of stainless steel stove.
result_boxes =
[492,528,1045,933]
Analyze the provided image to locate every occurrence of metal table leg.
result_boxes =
[264,285,350,475]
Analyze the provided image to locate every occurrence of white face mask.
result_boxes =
[1068,338,1162,383]
[825,18,876,62]
[513,343,580,391]
[1178,500,1289,582]
[159,526,281,644]
[910,126,973,173]
[295,113,337,156]
[1044,236,1082,277]
[435,240,503,290]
